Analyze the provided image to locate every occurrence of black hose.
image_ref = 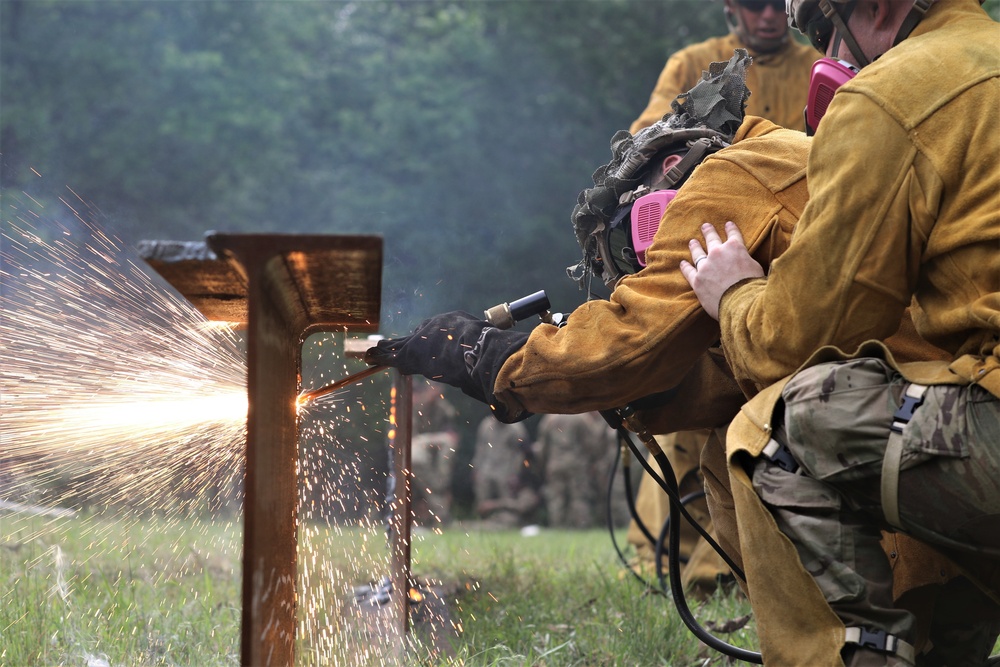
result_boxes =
[600,408,663,585]
[620,440,659,550]
[605,435,664,593]
[622,430,745,581]
[655,451,763,664]
[655,489,706,576]
[601,409,761,662]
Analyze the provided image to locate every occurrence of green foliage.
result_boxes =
[1,0,723,327]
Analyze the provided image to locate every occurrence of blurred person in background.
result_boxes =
[630,0,819,134]
[535,412,605,529]
[410,381,460,527]
[471,416,542,529]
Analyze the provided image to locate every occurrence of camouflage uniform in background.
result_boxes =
[410,383,459,527]
[471,416,539,528]
[536,412,606,529]
[587,412,633,529]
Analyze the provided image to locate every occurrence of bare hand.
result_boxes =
[680,221,764,320]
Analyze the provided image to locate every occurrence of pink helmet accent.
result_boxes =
[630,190,677,267]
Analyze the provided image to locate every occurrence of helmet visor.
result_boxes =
[596,204,643,288]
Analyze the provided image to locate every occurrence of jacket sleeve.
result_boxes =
[719,92,929,387]
[494,121,804,421]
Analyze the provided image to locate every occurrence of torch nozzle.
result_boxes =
[297,364,388,406]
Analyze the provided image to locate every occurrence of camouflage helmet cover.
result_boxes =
[568,49,753,288]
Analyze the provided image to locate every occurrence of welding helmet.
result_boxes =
[804,57,858,135]
[593,140,724,287]
[569,50,752,291]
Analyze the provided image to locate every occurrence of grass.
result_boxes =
[1,510,242,667]
[410,527,756,666]
[1,508,757,666]
[8,509,998,666]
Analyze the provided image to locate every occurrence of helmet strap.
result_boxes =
[893,0,932,47]
[820,0,870,67]
[649,138,721,191]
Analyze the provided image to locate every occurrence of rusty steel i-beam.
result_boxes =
[139,232,398,666]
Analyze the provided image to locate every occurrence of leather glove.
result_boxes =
[364,311,529,421]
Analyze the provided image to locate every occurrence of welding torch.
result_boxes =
[295,334,389,406]
[296,291,561,407]
[296,361,388,406]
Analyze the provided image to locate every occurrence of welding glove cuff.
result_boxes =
[365,311,529,421]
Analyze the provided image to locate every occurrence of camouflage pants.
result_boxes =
[544,464,595,528]
[752,358,1000,666]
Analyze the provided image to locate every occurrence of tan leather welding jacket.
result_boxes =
[716,1,1000,663]
[495,117,806,426]
[493,117,947,431]
[630,33,820,134]
[720,0,999,399]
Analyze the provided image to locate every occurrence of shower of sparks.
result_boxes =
[1,189,248,514]
[1,181,408,665]
[0,183,252,661]
[296,350,403,664]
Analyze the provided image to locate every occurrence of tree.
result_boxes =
[1,0,730,515]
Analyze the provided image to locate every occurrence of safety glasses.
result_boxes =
[803,13,835,53]
[735,0,785,13]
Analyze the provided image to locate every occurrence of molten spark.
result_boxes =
[0,188,247,513]
[2,183,397,664]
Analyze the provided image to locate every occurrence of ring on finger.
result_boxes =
[694,256,708,269]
